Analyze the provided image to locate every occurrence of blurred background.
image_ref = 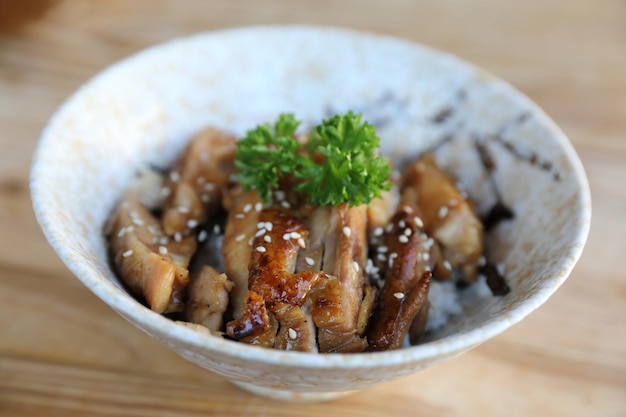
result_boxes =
[0,1,624,416]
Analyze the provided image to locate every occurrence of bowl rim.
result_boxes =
[30,25,592,369]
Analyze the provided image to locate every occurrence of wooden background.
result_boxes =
[1,1,625,416]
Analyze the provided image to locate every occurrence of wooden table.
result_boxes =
[1,1,624,416]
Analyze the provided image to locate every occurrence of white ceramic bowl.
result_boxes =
[31,26,591,402]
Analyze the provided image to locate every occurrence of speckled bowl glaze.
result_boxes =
[31,26,590,402]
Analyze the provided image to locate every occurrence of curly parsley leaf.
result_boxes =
[235,113,302,202]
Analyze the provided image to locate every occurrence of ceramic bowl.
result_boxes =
[31,26,591,402]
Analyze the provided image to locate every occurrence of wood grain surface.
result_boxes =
[1,1,625,416]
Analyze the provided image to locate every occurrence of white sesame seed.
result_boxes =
[159,236,169,245]
[255,229,266,237]
[196,176,206,185]
[178,206,190,214]
[264,222,273,231]
[288,328,297,339]
[399,220,406,228]
[385,223,394,232]
[427,237,435,248]
[151,236,158,244]
[305,257,315,266]
[243,204,252,213]
[257,222,265,229]
[204,183,215,191]
[159,246,168,255]
[132,218,144,226]
[443,260,452,270]
[201,194,210,203]
[235,213,245,219]
[264,235,272,243]
[290,232,301,239]
[169,171,181,183]
[174,232,182,242]
[402,206,413,214]
[438,206,449,219]
[423,252,430,261]
[274,190,285,201]
[497,263,506,275]
[255,202,263,212]
[377,246,389,253]
[198,230,208,243]
[389,253,398,259]
[256,246,266,253]
[297,238,306,248]
[399,235,409,243]
[213,224,220,234]
[449,199,458,207]
[122,249,133,258]
[425,265,432,272]
[147,225,159,235]
[282,233,291,241]
[187,219,199,228]
[404,228,412,236]
[377,253,387,261]
[160,187,171,197]
[393,292,405,299]
[248,237,254,246]
[373,227,384,237]
[353,261,360,272]
[414,216,424,228]
[479,256,487,266]
[117,227,127,237]
[234,234,245,242]
[281,200,291,209]
[342,226,351,238]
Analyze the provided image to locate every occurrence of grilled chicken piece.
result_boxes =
[367,185,400,243]
[367,209,432,351]
[185,266,233,333]
[301,204,369,352]
[226,208,323,352]
[162,127,236,237]
[107,192,197,313]
[401,154,483,282]
[221,187,264,319]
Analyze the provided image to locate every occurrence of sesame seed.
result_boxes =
[275,190,285,201]
[248,237,254,246]
[235,234,246,242]
[132,218,144,226]
[404,228,412,236]
[438,206,449,219]
[393,292,405,299]
[423,252,430,261]
[198,230,208,243]
[414,216,424,228]
[264,222,273,231]
[255,229,266,237]
[443,260,452,270]
[204,183,215,191]
[122,249,133,258]
[449,199,458,207]
[281,201,291,209]
[377,246,388,253]
[256,246,266,253]
[385,223,394,232]
[187,219,199,228]
[377,253,387,261]
[424,265,432,272]
[178,206,190,214]
[427,237,435,248]
[479,256,487,266]
[264,235,271,243]
[159,246,168,255]
[288,328,297,340]
[342,226,351,238]
[117,227,127,237]
[213,224,220,234]
[174,232,182,242]
[201,194,210,203]
[373,227,384,237]
[305,257,315,266]
[255,202,263,212]
[159,236,169,245]
[353,261,360,272]
[257,222,265,229]
[196,176,206,185]
[282,233,291,241]
[243,204,252,213]
[402,206,413,214]
[297,238,306,248]
[147,225,160,235]
[169,171,181,183]
[235,213,245,219]
[290,232,301,239]
[399,235,409,243]
[398,220,406,228]
[497,263,506,275]
[389,253,398,259]
[161,187,171,197]
[151,236,158,244]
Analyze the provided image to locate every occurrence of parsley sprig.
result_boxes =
[235,112,391,207]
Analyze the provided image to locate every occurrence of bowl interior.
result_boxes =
[31,26,590,372]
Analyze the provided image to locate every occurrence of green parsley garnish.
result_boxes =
[235,112,391,207]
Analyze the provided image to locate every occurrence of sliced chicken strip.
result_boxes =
[401,153,483,282]
[185,266,233,333]
[367,185,400,244]
[273,303,318,352]
[226,209,323,352]
[367,209,432,351]
[107,192,197,313]
[221,187,264,319]
[162,127,236,237]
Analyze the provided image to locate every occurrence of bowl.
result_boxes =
[30,26,591,402]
